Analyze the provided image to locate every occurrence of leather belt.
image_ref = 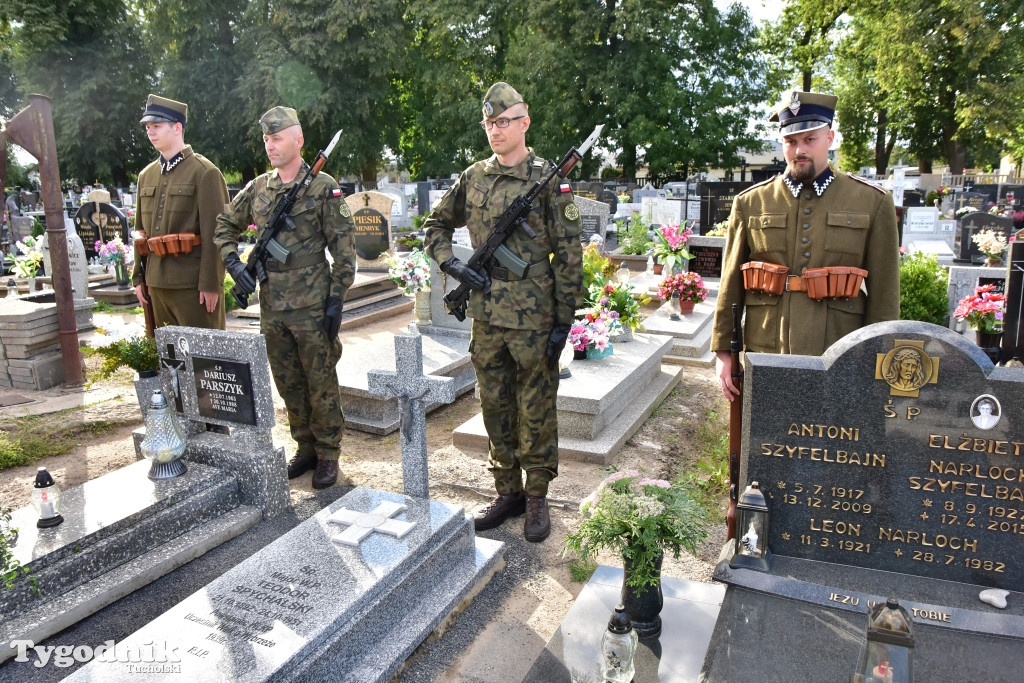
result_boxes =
[264,252,327,272]
[743,261,867,300]
[489,260,552,281]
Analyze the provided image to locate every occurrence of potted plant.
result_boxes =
[87,335,162,415]
[563,469,708,636]
[616,216,652,259]
[650,223,693,274]
[971,229,1009,267]
[94,237,133,289]
[954,284,1005,352]
[382,249,432,325]
[4,236,44,291]
[658,271,708,315]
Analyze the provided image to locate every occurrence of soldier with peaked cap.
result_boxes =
[712,90,900,400]
[131,94,229,329]
[214,106,357,490]
[423,82,583,542]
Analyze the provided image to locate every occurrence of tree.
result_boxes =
[3,0,154,187]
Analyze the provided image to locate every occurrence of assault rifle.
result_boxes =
[727,303,743,540]
[442,124,604,321]
[232,129,343,310]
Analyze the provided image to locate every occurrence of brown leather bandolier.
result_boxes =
[145,232,202,257]
[741,261,867,300]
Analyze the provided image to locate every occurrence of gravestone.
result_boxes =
[955,191,989,213]
[699,181,754,230]
[946,264,1006,333]
[39,230,95,330]
[377,183,411,230]
[703,320,1024,681]
[346,190,394,271]
[632,182,659,204]
[955,212,1014,264]
[9,216,34,244]
[575,196,610,244]
[137,327,289,516]
[902,206,939,239]
[688,235,727,280]
[73,201,130,261]
[417,243,474,337]
[366,333,455,498]
[1000,229,1024,364]
[640,196,684,227]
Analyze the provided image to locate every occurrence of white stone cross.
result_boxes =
[327,501,415,547]
[367,333,455,498]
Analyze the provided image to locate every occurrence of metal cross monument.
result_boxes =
[367,333,455,498]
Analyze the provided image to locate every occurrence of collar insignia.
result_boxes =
[159,152,184,174]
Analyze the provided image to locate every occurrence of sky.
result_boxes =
[724,0,776,25]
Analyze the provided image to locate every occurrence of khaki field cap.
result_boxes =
[771,91,838,136]
[140,94,187,126]
[482,82,525,118]
[260,106,301,134]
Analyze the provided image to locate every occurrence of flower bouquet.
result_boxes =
[650,224,693,273]
[587,281,647,331]
[4,236,44,278]
[240,224,258,244]
[569,304,622,359]
[382,248,431,295]
[563,469,709,589]
[971,229,1008,263]
[953,284,1005,334]
[95,237,132,265]
[955,206,978,219]
[659,271,708,303]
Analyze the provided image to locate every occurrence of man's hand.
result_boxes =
[134,284,149,306]
[324,297,343,339]
[716,350,740,402]
[545,323,572,370]
[440,257,490,292]
[199,291,220,313]
[224,252,256,295]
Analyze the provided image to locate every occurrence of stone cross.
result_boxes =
[326,501,415,547]
[367,333,455,498]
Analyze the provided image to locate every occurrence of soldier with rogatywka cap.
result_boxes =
[712,90,900,400]
[214,106,356,490]
[132,94,230,330]
[423,81,584,542]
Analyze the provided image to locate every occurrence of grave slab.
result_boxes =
[64,487,504,683]
[640,299,717,367]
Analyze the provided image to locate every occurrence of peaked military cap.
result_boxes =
[140,94,187,126]
[482,82,525,118]
[260,106,300,134]
[771,91,838,136]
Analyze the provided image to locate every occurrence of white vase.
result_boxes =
[414,289,431,326]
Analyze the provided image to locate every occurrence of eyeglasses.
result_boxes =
[479,116,526,130]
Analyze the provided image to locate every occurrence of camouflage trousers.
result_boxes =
[261,305,344,461]
[149,286,225,330]
[471,320,560,497]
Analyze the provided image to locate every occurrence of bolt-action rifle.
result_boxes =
[727,303,744,540]
[232,129,343,310]
[442,124,604,322]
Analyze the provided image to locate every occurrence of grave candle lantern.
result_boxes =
[601,604,638,683]
[851,598,914,683]
[32,466,64,528]
[730,481,772,571]
[139,390,188,480]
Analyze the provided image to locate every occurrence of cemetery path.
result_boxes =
[0,312,728,683]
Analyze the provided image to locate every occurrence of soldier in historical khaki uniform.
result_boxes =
[713,91,900,400]
[214,107,357,489]
[424,82,583,542]
[132,94,229,329]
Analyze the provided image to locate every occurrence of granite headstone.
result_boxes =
[955,212,1014,263]
[346,191,394,270]
[575,196,610,244]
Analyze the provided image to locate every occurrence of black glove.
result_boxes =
[224,252,256,296]
[324,296,343,339]
[545,323,572,370]
[441,257,490,292]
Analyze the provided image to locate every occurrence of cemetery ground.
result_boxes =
[0,309,728,682]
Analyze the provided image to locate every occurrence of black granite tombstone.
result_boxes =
[73,202,130,260]
[699,182,753,230]
[955,191,989,213]
[1000,230,1024,364]
[690,244,724,279]
[352,207,390,260]
[702,321,1024,681]
[955,212,1014,263]
[192,355,256,425]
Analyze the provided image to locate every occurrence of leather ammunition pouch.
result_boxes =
[134,235,150,257]
[146,233,201,258]
[743,261,867,301]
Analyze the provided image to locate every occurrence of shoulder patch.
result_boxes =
[564,202,580,221]
[339,201,352,218]
[848,173,887,194]
[736,175,777,198]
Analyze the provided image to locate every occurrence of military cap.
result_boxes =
[482,82,525,118]
[771,91,838,136]
[260,106,300,134]
[140,94,187,126]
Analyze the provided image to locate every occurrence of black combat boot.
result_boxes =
[286,451,317,479]
[312,459,339,489]
[524,495,550,542]
[474,492,527,531]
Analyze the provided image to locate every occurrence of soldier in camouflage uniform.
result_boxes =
[214,107,356,489]
[424,82,583,542]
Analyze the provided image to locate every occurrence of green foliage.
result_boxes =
[223,274,239,313]
[86,336,159,379]
[411,214,426,230]
[30,219,44,239]
[899,252,949,325]
[587,280,648,330]
[618,218,652,256]
[568,558,597,583]
[130,306,144,315]
[563,470,709,589]
[582,244,619,292]
[92,300,114,313]
[396,235,423,249]
[1,506,32,591]
[0,411,118,472]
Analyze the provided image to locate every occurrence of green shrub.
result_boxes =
[223,274,239,312]
[86,335,159,378]
[618,218,651,255]
[899,252,949,325]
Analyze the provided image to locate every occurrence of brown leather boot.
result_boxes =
[474,492,526,531]
[312,459,339,489]
[524,495,550,542]
[286,451,317,479]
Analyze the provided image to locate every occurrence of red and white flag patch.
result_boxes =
[331,188,343,198]
[559,183,572,194]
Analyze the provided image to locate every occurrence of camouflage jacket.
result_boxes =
[423,150,583,330]
[131,145,228,291]
[214,165,356,312]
